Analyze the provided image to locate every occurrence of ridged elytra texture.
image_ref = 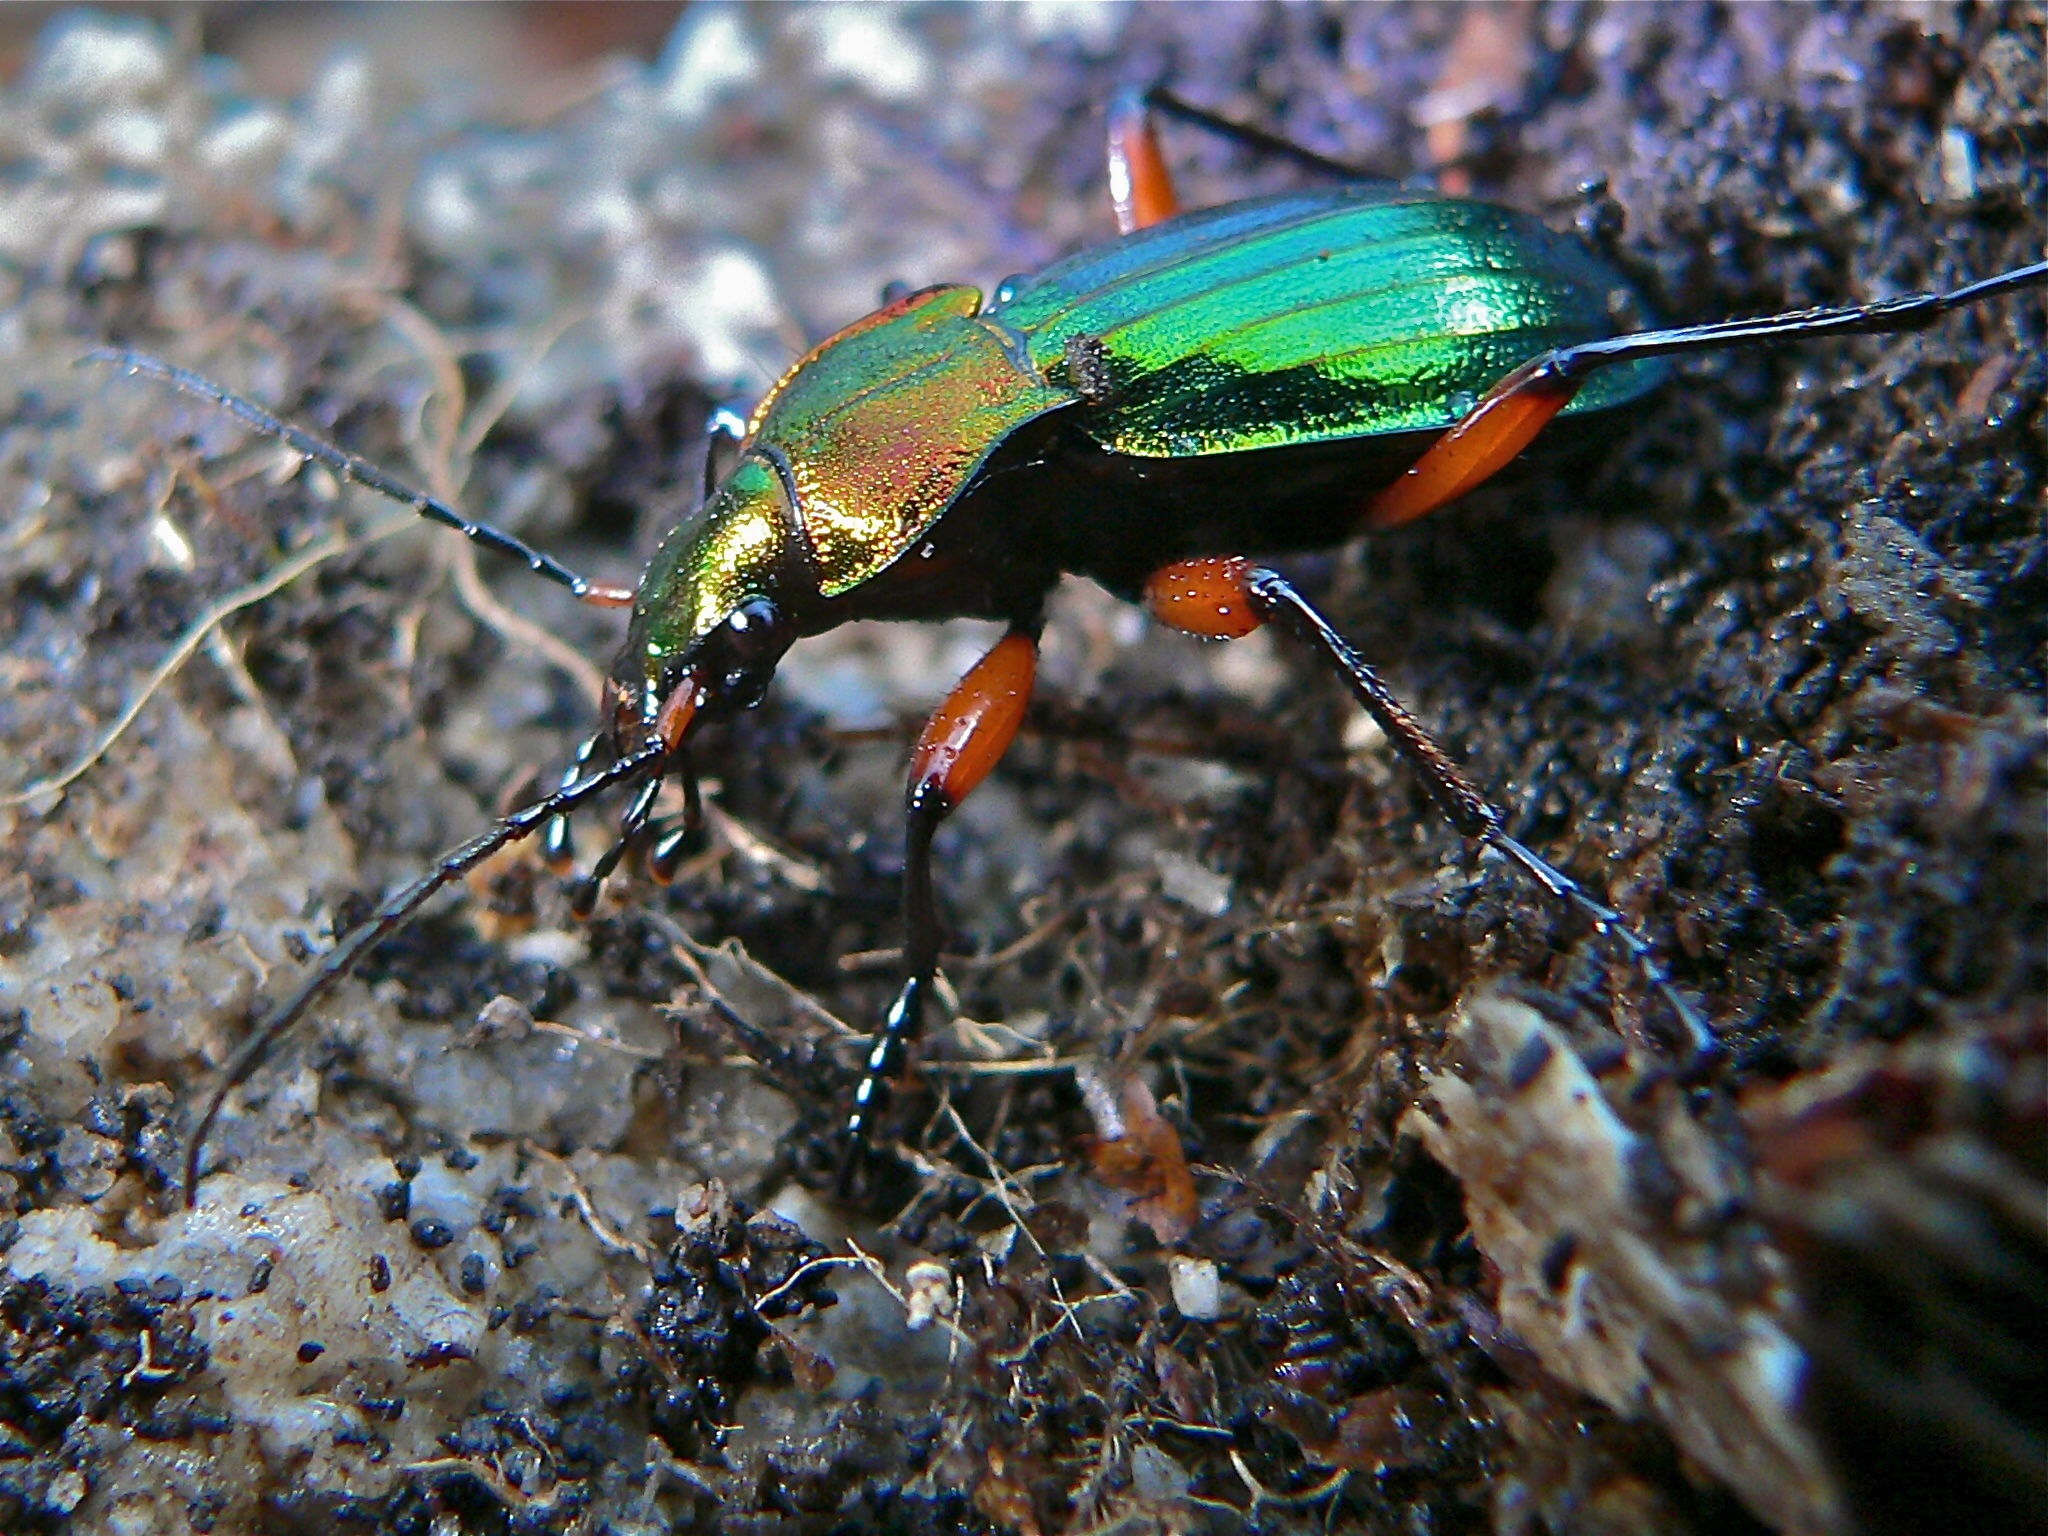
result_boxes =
[991,187,1668,457]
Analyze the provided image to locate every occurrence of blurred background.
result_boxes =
[0,4,687,98]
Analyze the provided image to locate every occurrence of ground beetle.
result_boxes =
[94,89,2045,1205]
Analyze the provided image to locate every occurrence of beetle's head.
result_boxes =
[606,452,800,756]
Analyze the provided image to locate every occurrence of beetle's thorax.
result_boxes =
[609,282,1080,748]
[737,284,1075,604]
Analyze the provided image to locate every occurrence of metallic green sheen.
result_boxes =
[630,453,794,680]
[990,187,1668,458]
[744,285,1074,598]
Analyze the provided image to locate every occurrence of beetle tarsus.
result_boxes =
[1488,833,1714,1068]
[840,629,1040,1181]
[839,801,942,1193]
[1243,566,1708,1060]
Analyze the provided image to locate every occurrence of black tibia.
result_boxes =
[839,792,942,1193]
[184,741,670,1205]
[836,624,1041,1188]
[676,748,704,828]
[647,749,704,884]
[1244,567,1711,1062]
[88,349,635,605]
[568,772,665,919]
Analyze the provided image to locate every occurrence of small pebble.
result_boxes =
[1167,1255,1223,1321]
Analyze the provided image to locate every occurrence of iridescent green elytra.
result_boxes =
[990,186,1668,457]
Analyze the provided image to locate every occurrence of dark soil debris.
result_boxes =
[0,1274,213,1532]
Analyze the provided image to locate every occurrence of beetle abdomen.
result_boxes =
[991,187,1666,458]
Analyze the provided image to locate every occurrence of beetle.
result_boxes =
[95,89,2044,1205]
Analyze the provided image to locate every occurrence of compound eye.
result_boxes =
[725,598,783,667]
[712,597,792,705]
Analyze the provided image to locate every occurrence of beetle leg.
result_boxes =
[1138,86,1366,183]
[702,401,750,506]
[89,349,637,607]
[541,730,609,872]
[840,627,1039,1189]
[1145,556,1711,1062]
[644,747,706,886]
[1111,86,1380,235]
[1364,355,1581,529]
[1108,90,1180,234]
[567,772,665,919]
[646,821,693,886]
[1365,258,2048,528]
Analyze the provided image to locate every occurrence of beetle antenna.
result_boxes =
[85,349,636,608]
[184,740,667,1206]
[1539,259,2048,382]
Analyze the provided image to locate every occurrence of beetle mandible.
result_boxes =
[95,88,2045,1204]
